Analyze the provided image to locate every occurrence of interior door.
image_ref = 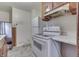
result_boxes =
[12,27,16,46]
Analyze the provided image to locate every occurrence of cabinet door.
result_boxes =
[41,2,53,21]
[42,2,53,13]
[51,40,61,57]
[61,43,77,57]
[53,2,67,9]
[0,48,3,57]
[41,2,67,21]
[2,40,8,57]
[41,2,67,15]
[69,2,76,15]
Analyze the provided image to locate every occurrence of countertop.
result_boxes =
[33,34,77,46]
[0,35,6,40]
[52,35,76,46]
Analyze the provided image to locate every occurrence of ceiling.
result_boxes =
[0,2,40,12]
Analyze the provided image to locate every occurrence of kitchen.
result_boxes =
[0,2,78,57]
[32,2,78,57]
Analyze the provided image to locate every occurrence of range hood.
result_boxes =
[44,3,69,17]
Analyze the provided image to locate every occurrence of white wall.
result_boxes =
[0,7,12,22]
[12,7,32,47]
[43,15,77,43]
[31,9,40,34]
[31,8,40,19]
[31,8,45,34]
[42,15,77,57]
[0,11,10,22]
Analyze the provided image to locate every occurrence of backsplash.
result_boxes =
[41,15,77,36]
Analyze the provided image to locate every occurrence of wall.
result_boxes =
[43,15,77,42]
[31,8,46,34]
[31,8,40,34]
[42,15,77,56]
[12,7,32,47]
[0,7,12,22]
[31,8,40,19]
[0,7,12,42]
[0,11,9,22]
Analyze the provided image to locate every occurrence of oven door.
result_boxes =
[32,36,48,57]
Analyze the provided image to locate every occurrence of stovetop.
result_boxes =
[33,34,52,39]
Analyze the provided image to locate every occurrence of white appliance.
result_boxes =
[32,26,61,57]
[43,26,61,36]
[32,35,61,57]
[32,17,43,35]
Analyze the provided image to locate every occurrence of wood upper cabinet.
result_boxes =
[41,2,66,14]
[41,2,53,14]
[41,2,53,21]
[41,2,67,21]
[69,2,77,15]
[41,2,77,21]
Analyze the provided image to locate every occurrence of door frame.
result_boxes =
[12,27,16,47]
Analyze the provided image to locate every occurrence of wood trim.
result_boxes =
[12,27,16,46]
[77,3,79,57]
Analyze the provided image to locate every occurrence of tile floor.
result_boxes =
[8,44,32,57]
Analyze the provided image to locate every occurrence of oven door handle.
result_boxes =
[32,37,47,45]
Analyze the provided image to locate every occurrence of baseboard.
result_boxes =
[14,43,31,48]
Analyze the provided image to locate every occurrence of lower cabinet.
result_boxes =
[0,39,8,57]
[0,48,3,57]
[51,40,61,57]
[61,43,77,57]
[2,41,8,57]
[51,40,77,57]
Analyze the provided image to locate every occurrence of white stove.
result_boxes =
[32,34,61,57]
[32,26,61,57]
[33,34,51,39]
